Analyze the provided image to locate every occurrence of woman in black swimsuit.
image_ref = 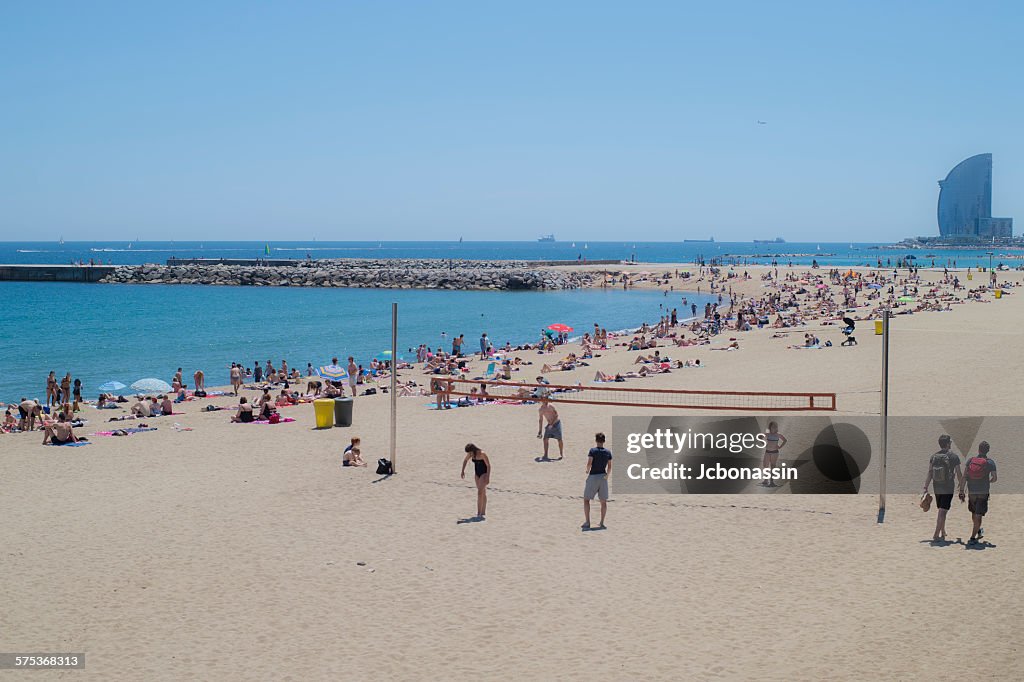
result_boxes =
[460,443,491,519]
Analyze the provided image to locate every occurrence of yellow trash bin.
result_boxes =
[995,289,1003,299]
[967,272,973,280]
[875,320,883,335]
[314,399,334,429]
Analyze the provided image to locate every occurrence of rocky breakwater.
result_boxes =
[98,259,597,291]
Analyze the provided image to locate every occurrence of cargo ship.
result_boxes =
[538,234,556,242]
[754,237,786,243]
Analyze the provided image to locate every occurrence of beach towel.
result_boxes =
[251,417,296,424]
[46,441,91,447]
[91,427,158,436]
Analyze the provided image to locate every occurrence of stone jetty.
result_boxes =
[97,259,599,291]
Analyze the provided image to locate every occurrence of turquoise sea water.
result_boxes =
[4,240,1020,268]
[0,282,712,402]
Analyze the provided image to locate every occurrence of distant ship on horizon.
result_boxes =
[538,234,556,242]
[683,237,715,243]
[753,237,786,244]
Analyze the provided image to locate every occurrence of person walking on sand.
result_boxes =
[922,434,962,541]
[537,396,563,460]
[958,441,997,544]
[583,432,612,530]
[461,443,491,519]
[761,422,788,487]
[229,363,242,395]
[479,332,488,360]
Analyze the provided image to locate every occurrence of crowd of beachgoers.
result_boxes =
[2,261,1016,445]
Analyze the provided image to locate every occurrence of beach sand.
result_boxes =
[1,266,1021,680]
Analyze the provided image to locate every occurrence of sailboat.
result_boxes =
[59,235,65,245]
[459,236,463,243]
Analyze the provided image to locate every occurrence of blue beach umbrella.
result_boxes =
[866,283,883,289]
[375,350,403,361]
[98,380,126,392]
[131,378,172,393]
[317,365,349,381]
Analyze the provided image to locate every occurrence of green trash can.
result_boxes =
[334,397,354,427]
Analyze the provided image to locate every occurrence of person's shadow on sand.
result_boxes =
[534,456,562,463]
[456,515,485,524]
[920,538,956,547]
[919,538,996,550]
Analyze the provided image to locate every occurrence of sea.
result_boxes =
[1,240,1018,402]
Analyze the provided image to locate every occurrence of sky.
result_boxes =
[1,0,1022,242]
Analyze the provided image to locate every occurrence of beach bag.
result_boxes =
[965,457,988,482]
[919,492,932,512]
[931,452,954,484]
[194,390,207,397]
[376,458,393,475]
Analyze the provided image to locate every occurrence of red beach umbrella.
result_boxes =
[547,323,574,333]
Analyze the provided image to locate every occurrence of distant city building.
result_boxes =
[937,153,1013,238]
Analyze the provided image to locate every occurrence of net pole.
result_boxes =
[878,309,890,523]
[390,302,398,474]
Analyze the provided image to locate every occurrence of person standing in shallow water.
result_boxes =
[461,443,491,520]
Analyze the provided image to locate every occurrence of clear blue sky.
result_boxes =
[1,1,1021,242]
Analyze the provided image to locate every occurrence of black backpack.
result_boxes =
[376,458,393,475]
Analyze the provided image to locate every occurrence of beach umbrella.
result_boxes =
[317,365,349,381]
[547,323,574,333]
[898,296,915,302]
[867,283,883,289]
[98,380,126,392]
[131,378,171,393]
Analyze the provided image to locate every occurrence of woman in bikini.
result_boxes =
[46,372,58,407]
[761,421,788,487]
[460,443,491,520]
[60,373,72,406]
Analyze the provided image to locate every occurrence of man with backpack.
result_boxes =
[958,441,998,544]
[922,434,962,542]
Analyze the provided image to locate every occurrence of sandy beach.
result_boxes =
[2,265,1021,680]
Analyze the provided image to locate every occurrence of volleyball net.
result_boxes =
[431,378,836,412]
